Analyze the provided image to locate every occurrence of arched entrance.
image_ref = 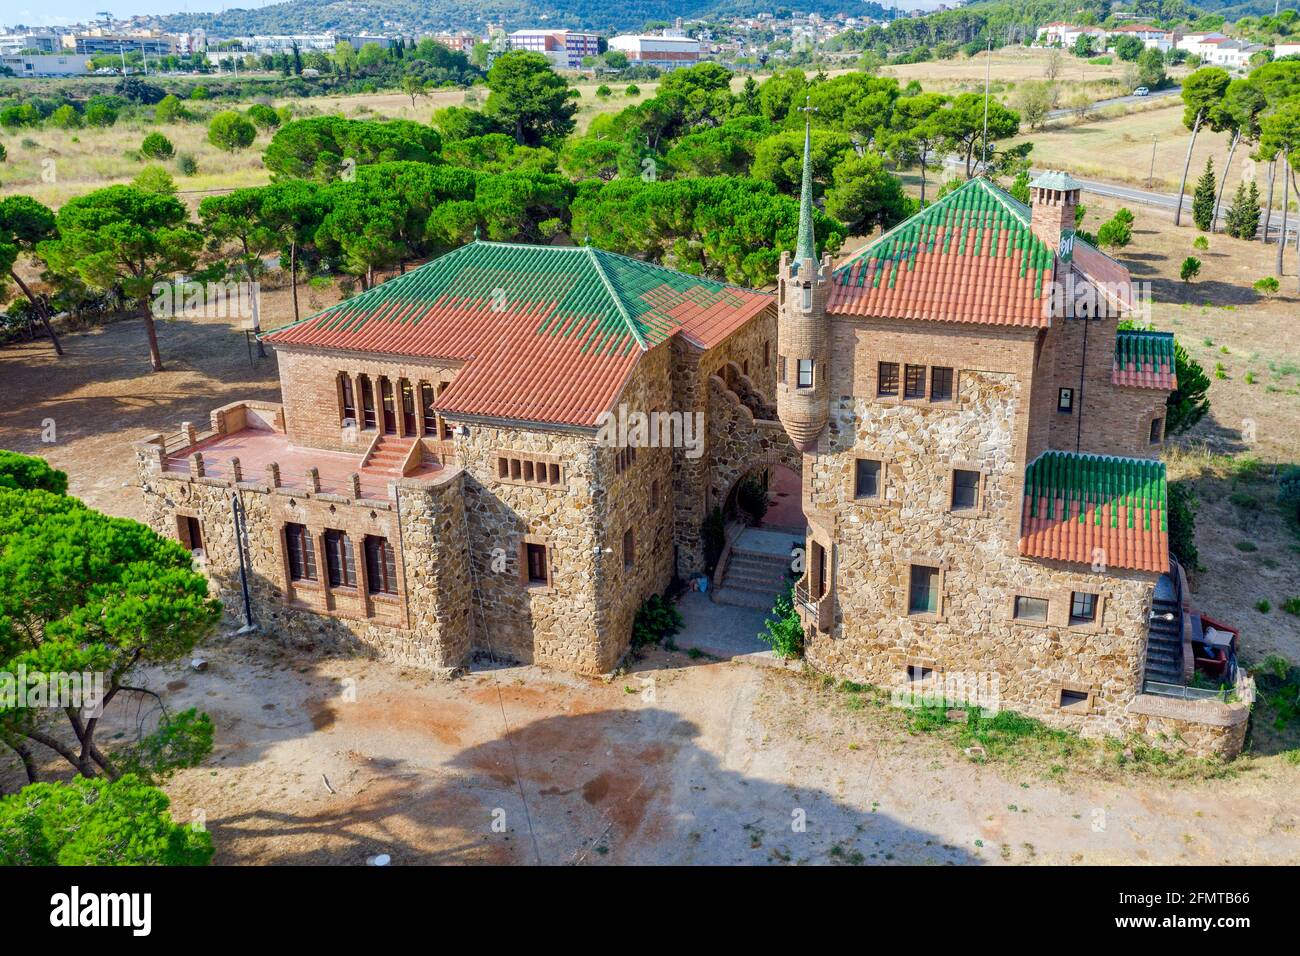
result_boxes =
[720,462,804,534]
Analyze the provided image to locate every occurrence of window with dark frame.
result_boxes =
[930,366,954,402]
[340,374,356,423]
[904,364,926,399]
[178,514,203,554]
[1059,689,1089,710]
[525,542,548,585]
[324,529,355,588]
[364,535,398,595]
[360,376,377,429]
[623,528,635,570]
[1069,591,1098,625]
[877,362,899,397]
[1014,595,1049,622]
[420,382,437,436]
[285,522,316,582]
[908,565,939,615]
[1057,387,1073,414]
[1149,417,1163,444]
[906,664,933,683]
[796,359,814,388]
[764,341,771,368]
[854,458,882,499]
[400,378,417,435]
[951,469,980,510]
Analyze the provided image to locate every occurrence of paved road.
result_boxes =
[1044,85,1180,121]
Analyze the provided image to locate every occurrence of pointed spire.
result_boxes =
[795,95,816,265]
[473,223,481,241]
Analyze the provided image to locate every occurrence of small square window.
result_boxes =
[930,366,954,402]
[906,664,933,683]
[951,469,980,510]
[1014,595,1048,622]
[904,364,926,399]
[1057,387,1073,414]
[1149,417,1163,444]
[796,359,814,389]
[854,458,882,500]
[877,362,899,397]
[1070,591,1098,625]
[1059,688,1090,711]
[908,565,939,615]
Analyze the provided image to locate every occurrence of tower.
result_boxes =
[776,102,831,453]
[1028,169,1082,263]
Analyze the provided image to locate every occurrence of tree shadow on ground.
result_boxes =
[207,708,982,866]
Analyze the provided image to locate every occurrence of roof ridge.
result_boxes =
[586,245,647,352]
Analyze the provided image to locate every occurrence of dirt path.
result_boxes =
[68,638,1296,866]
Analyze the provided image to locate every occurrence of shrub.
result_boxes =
[1279,466,1300,524]
[140,132,174,159]
[625,84,640,96]
[736,474,769,526]
[760,584,804,659]
[1166,338,1210,434]
[1097,216,1132,250]
[246,103,280,130]
[1254,276,1279,297]
[1167,480,1199,570]
[631,593,683,648]
[1256,599,1271,613]
[48,104,81,129]
[0,449,68,494]
[154,93,186,123]
[132,165,177,195]
[176,152,198,176]
[83,101,118,127]
[595,84,612,98]
[208,111,256,151]
[1192,235,1209,251]
[189,85,210,100]
[1284,597,1300,616]
[1180,256,1201,282]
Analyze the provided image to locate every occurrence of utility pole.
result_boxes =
[1148,134,1157,188]
[980,35,992,176]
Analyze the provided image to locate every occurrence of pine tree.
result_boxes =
[1192,157,1217,232]
[1224,180,1261,240]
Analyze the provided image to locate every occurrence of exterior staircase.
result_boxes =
[714,540,795,610]
[1144,592,1184,685]
[362,435,417,478]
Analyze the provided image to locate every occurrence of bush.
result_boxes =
[83,101,118,127]
[1180,256,1201,282]
[48,104,81,129]
[595,84,612,98]
[1192,235,1209,251]
[0,449,68,494]
[1256,599,1271,613]
[631,593,683,648]
[1253,276,1279,297]
[140,132,174,159]
[1285,598,1300,616]
[176,152,198,176]
[625,84,640,96]
[760,584,804,659]
[736,474,769,526]
[1167,480,1199,570]
[154,93,186,123]
[1280,466,1300,524]
[246,102,280,130]
[189,85,210,100]
[132,165,177,195]
[208,111,256,151]
[1097,216,1132,250]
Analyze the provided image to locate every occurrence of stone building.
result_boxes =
[136,241,787,677]
[135,134,1249,758]
[774,146,1248,757]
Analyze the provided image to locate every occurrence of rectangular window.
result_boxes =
[796,359,814,389]
[764,341,771,368]
[904,364,926,399]
[1059,689,1090,711]
[801,284,813,310]
[178,514,203,554]
[906,664,933,683]
[360,376,377,429]
[650,478,660,511]
[1014,595,1049,622]
[380,377,396,434]
[951,469,980,510]
[400,379,416,435]
[285,522,316,582]
[930,366,954,402]
[420,382,437,436]
[623,528,635,570]
[854,458,881,499]
[742,359,749,377]
[525,542,548,585]
[1070,591,1098,625]
[324,529,355,588]
[1057,387,1073,414]
[908,565,939,615]
[341,374,356,423]
[1149,417,1163,444]
[877,362,899,397]
[364,535,398,595]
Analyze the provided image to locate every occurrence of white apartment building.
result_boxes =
[608,34,701,70]
[1,52,91,76]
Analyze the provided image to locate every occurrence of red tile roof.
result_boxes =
[827,177,1055,328]
[263,242,771,427]
[1019,452,1168,573]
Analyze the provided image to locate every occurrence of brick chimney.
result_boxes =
[1028,170,1082,262]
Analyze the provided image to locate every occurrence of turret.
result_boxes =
[1028,169,1082,263]
[776,103,831,453]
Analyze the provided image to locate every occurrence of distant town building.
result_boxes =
[0,32,60,55]
[507,29,600,70]
[1277,42,1300,59]
[1035,22,1106,48]
[62,30,178,56]
[1107,24,1172,52]
[0,52,91,76]
[428,32,478,54]
[608,34,701,70]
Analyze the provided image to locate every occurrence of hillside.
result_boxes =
[153,0,894,37]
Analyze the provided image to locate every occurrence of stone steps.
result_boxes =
[714,545,791,611]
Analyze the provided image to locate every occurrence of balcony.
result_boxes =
[794,575,833,633]
[137,400,451,502]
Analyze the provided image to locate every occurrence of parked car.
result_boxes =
[1133,87,1150,96]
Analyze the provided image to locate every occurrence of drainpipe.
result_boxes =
[1075,310,1089,454]
[230,491,257,633]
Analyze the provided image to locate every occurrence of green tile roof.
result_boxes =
[1025,451,1167,531]
[1114,329,1175,373]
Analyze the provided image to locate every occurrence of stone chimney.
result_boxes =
[1028,170,1082,262]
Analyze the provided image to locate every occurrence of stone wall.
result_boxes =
[1126,692,1251,760]
[273,345,461,452]
[802,361,1156,735]
[134,438,472,675]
